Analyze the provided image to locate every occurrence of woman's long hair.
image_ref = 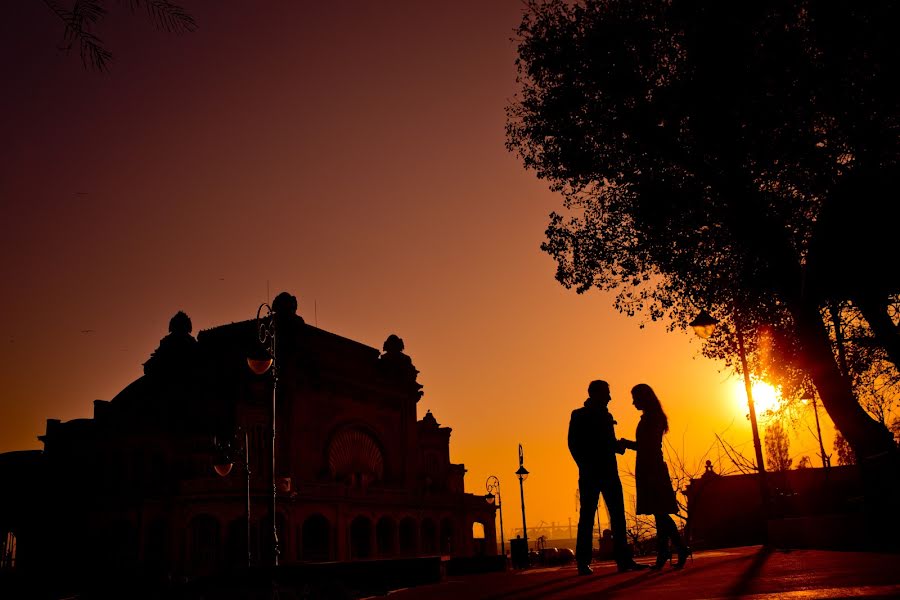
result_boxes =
[631,383,668,433]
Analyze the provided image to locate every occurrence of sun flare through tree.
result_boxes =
[731,380,781,417]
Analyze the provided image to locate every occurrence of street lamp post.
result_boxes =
[247,302,279,567]
[484,475,505,557]
[515,444,529,548]
[214,429,252,568]
[690,309,769,514]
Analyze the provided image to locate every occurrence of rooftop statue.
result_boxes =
[379,334,424,398]
[143,311,199,378]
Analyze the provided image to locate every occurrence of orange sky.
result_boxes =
[0,1,835,539]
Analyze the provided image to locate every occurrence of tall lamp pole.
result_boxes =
[484,475,505,557]
[248,302,279,567]
[690,309,769,514]
[515,444,529,548]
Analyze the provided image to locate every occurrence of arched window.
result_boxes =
[300,514,331,562]
[399,518,417,556]
[225,518,248,568]
[350,516,373,559]
[421,518,437,554]
[376,516,397,557]
[471,521,487,556]
[440,518,454,555]
[188,515,220,575]
[327,428,385,487]
[471,522,485,539]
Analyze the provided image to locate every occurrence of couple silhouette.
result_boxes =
[567,380,691,575]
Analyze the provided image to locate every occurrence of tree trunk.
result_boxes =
[792,293,900,551]
[790,295,895,461]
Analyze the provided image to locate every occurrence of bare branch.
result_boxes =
[714,433,757,474]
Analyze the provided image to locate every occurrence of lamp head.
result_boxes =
[689,310,719,339]
[484,491,496,505]
[247,357,273,375]
[515,465,529,481]
[214,462,234,477]
[213,435,236,476]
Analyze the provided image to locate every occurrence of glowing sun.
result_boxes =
[733,380,781,416]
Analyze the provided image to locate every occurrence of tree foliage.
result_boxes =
[833,432,855,466]
[764,421,792,471]
[42,0,197,71]
[825,302,900,428]
[507,0,900,461]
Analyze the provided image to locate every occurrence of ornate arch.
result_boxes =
[326,426,385,486]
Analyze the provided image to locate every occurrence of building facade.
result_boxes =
[0,291,495,581]
[684,460,864,549]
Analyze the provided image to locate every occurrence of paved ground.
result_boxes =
[379,546,900,600]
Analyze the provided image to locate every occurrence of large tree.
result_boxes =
[507,0,900,463]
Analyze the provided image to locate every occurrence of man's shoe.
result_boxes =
[617,560,649,573]
[673,546,693,570]
[577,563,593,575]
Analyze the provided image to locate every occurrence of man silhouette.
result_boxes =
[568,380,646,575]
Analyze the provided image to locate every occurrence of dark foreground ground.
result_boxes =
[383,545,900,600]
[3,545,900,599]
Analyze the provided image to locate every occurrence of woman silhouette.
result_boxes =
[620,383,691,570]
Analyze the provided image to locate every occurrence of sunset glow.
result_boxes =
[733,380,781,416]
[0,1,838,533]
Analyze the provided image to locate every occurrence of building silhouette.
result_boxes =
[684,460,865,550]
[0,291,495,582]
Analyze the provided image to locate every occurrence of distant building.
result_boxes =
[0,292,495,581]
[684,460,864,549]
